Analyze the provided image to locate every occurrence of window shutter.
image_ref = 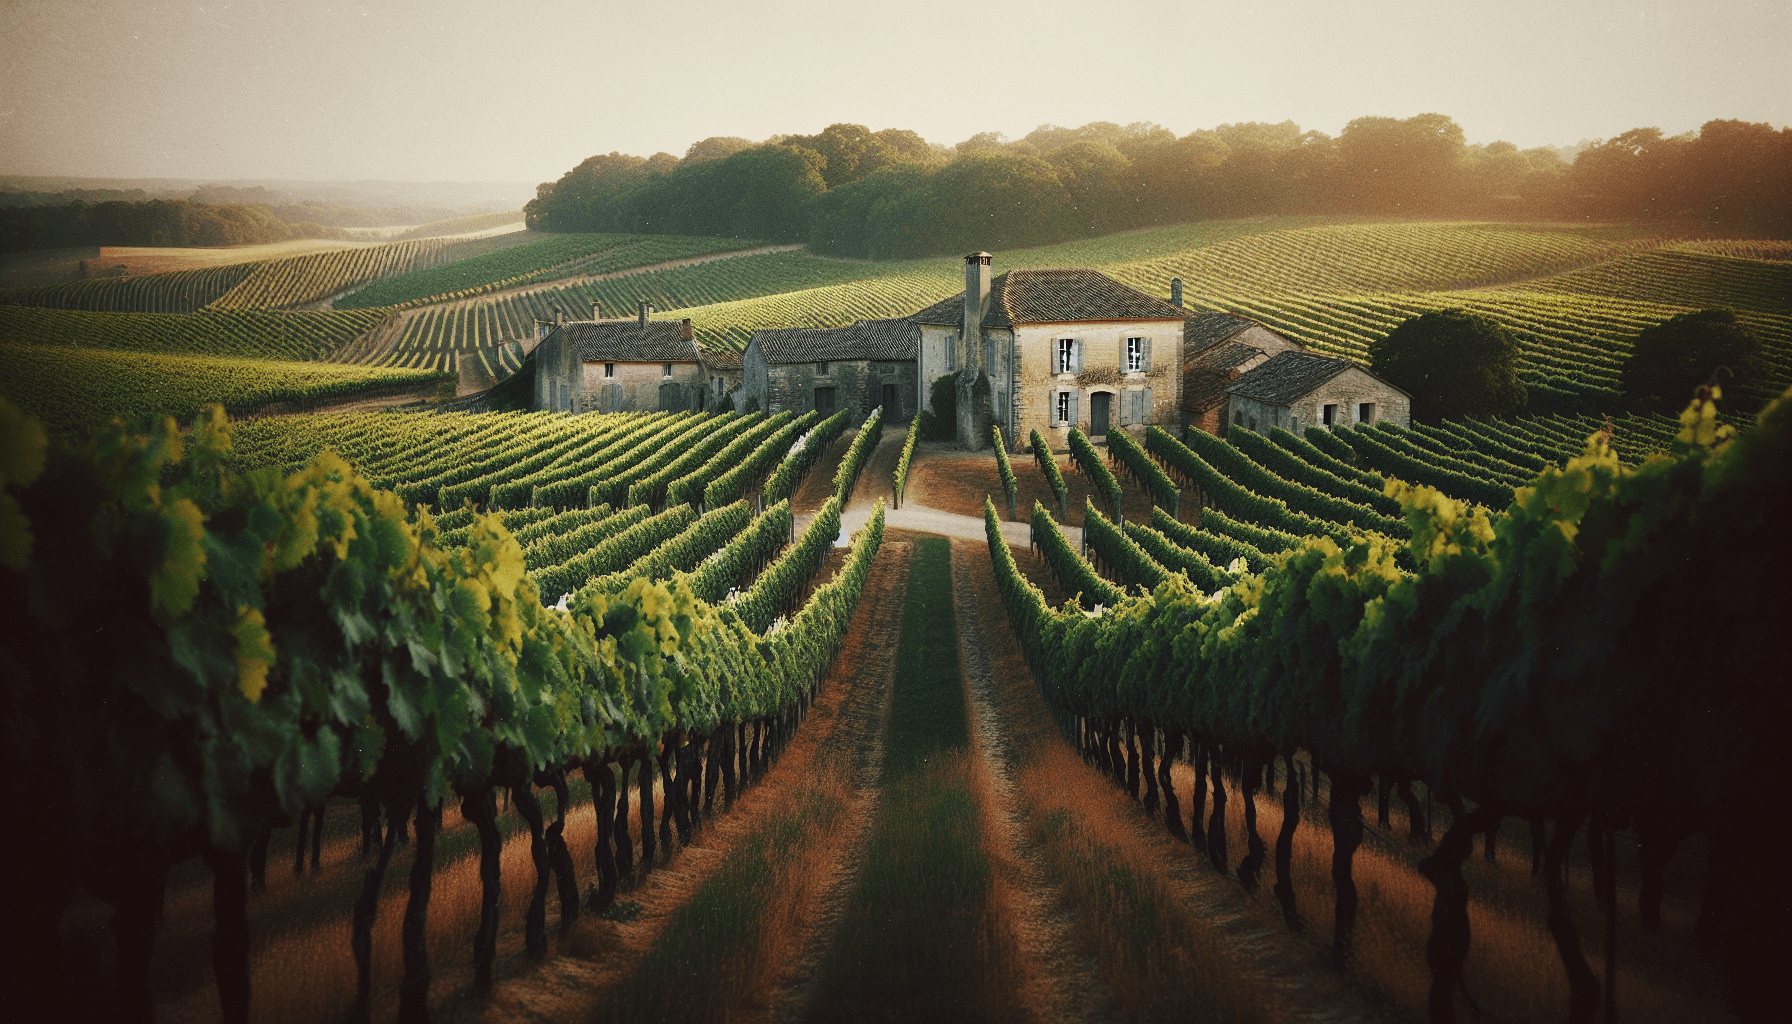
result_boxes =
[1073,339,1084,373]
[1070,390,1080,426]
[1141,337,1153,373]
[1048,391,1058,426]
[1142,387,1154,424]
[1120,390,1134,426]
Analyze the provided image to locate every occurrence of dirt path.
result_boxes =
[947,538,1402,1024]
[950,538,1109,1024]
[447,539,911,1024]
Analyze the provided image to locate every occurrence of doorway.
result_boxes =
[1089,391,1111,436]
[881,383,899,417]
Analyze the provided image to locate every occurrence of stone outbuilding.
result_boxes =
[532,302,707,413]
[699,346,744,412]
[741,318,917,423]
[1222,351,1411,435]
[1182,311,1307,436]
[910,255,1188,449]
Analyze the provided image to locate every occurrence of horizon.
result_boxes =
[3,0,1787,187]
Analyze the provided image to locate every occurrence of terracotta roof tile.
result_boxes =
[910,268,1186,327]
[1225,351,1408,406]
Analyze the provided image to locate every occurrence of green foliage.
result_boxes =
[832,406,884,503]
[1030,428,1068,518]
[1330,425,1515,511]
[1029,499,1124,610]
[763,409,848,505]
[1082,501,1169,595]
[1621,308,1767,413]
[0,342,445,439]
[703,412,817,510]
[1105,427,1179,516]
[893,414,922,507]
[988,383,1792,836]
[1369,308,1527,421]
[1067,428,1123,519]
[991,424,1018,516]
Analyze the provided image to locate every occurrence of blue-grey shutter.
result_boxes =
[1120,390,1134,426]
[1072,339,1084,373]
[1141,337,1153,373]
[1048,391,1058,426]
[1142,387,1154,424]
[1069,390,1080,426]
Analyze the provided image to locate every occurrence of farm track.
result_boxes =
[448,540,911,1024]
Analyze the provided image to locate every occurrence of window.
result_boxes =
[1056,390,1071,424]
[1056,338,1075,374]
[663,362,674,377]
[1234,410,1243,426]
[1126,337,1144,372]
[815,386,837,414]
[1248,416,1257,431]
[1358,402,1376,424]
[1322,404,1337,427]
[816,361,831,376]
[945,335,957,372]
[604,362,615,378]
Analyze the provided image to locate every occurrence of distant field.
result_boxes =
[0,343,448,437]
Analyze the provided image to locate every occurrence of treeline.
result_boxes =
[0,198,356,253]
[526,115,1792,259]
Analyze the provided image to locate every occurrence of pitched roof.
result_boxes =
[1225,351,1378,405]
[752,318,918,364]
[558,320,700,362]
[1182,310,1303,357]
[700,346,742,371]
[1181,342,1266,413]
[909,268,1186,328]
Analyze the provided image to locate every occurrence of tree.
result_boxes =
[1369,309,1526,421]
[1621,308,1765,412]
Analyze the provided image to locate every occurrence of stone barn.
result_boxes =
[742,318,917,422]
[910,254,1187,449]
[1182,311,1307,436]
[532,302,707,413]
[1222,351,1411,435]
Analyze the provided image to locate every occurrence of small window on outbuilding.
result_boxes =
[663,362,674,378]
[816,361,830,376]
[1358,403,1376,424]
[1126,337,1144,372]
[1323,404,1337,427]
[604,362,615,378]
[1234,410,1243,426]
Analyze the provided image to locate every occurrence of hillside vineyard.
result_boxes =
[1,212,1787,1024]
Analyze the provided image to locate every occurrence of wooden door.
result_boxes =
[1090,392,1111,436]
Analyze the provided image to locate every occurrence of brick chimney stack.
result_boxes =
[1171,278,1184,308]
[638,301,653,325]
[591,301,601,321]
[680,318,693,340]
[554,310,563,327]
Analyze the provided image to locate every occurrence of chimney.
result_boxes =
[554,309,563,327]
[1170,278,1184,308]
[591,301,601,321]
[637,301,652,325]
[680,318,693,341]
[962,252,992,372]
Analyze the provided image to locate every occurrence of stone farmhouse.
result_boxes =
[911,255,1189,449]
[532,302,707,413]
[1181,311,1306,436]
[1222,351,1411,434]
[741,318,918,422]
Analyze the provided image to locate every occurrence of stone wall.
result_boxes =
[574,359,702,413]
[1012,320,1182,447]
[751,357,917,424]
[1228,365,1410,436]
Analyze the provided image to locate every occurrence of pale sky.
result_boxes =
[2,0,1788,187]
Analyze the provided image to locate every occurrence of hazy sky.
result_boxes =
[3,0,1788,186]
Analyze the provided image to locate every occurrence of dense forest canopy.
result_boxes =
[526,114,1792,258]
